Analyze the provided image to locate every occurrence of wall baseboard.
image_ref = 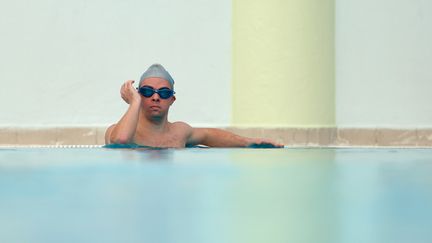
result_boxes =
[1,126,431,147]
[226,127,432,147]
[0,126,106,146]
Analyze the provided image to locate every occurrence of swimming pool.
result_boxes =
[1,147,431,243]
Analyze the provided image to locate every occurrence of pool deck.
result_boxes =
[1,126,432,147]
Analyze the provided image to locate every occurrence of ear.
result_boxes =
[169,95,176,106]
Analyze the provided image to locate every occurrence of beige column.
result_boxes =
[232,0,335,127]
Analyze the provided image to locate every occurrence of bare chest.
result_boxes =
[133,131,187,148]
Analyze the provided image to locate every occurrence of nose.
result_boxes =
[151,93,160,101]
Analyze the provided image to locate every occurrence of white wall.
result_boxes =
[336,0,432,127]
[0,0,231,126]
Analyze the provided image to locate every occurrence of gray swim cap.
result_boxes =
[139,64,175,88]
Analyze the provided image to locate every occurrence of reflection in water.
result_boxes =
[0,148,431,243]
[119,147,175,163]
[227,149,338,243]
[336,149,432,243]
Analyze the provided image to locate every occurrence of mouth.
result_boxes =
[149,106,161,110]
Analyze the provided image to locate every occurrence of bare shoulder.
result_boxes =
[170,121,194,138]
[171,121,193,130]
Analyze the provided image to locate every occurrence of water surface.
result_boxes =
[0,148,431,243]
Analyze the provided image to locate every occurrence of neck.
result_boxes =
[138,112,169,132]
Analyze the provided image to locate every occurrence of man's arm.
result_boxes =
[186,128,284,148]
[105,80,141,144]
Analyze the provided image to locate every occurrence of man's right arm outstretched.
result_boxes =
[105,80,141,144]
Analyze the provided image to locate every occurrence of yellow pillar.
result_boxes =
[232,0,335,127]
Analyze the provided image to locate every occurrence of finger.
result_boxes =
[258,140,284,148]
[121,82,127,92]
[122,80,129,91]
[268,140,283,147]
[121,84,127,95]
[125,80,136,91]
[130,81,136,91]
[126,80,134,87]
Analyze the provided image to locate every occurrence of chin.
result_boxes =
[148,113,164,119]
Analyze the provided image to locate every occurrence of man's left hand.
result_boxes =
[246,138,284,148]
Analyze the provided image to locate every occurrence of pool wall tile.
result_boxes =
[307,128,319,146]
[277,128,296,145]
[56,127,97,145]
[266,128,308,146]
[273,128,296,145]
[337,128,377,146]
[16,127,57,145]
[291,128,309,146]
[0,127,17,145]
[3,126,432,147]
[256,128,285,145]
[376,129,417,147]
[96,127,107,145]
[417,129,432,147]
[308,128,337,146]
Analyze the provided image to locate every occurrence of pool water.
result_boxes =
[1,148,431,243]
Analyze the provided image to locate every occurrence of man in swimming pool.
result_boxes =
[105,64,284,148]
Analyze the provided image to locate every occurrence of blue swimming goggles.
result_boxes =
[137,86,175,99]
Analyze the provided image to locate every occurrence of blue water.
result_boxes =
[0,148,431,243]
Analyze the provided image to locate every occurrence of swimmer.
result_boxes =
[105,64,284,148]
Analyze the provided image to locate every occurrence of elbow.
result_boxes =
[110,134,131,144]
[105,125,133,145]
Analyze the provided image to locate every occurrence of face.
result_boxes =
[139,77,176,119]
